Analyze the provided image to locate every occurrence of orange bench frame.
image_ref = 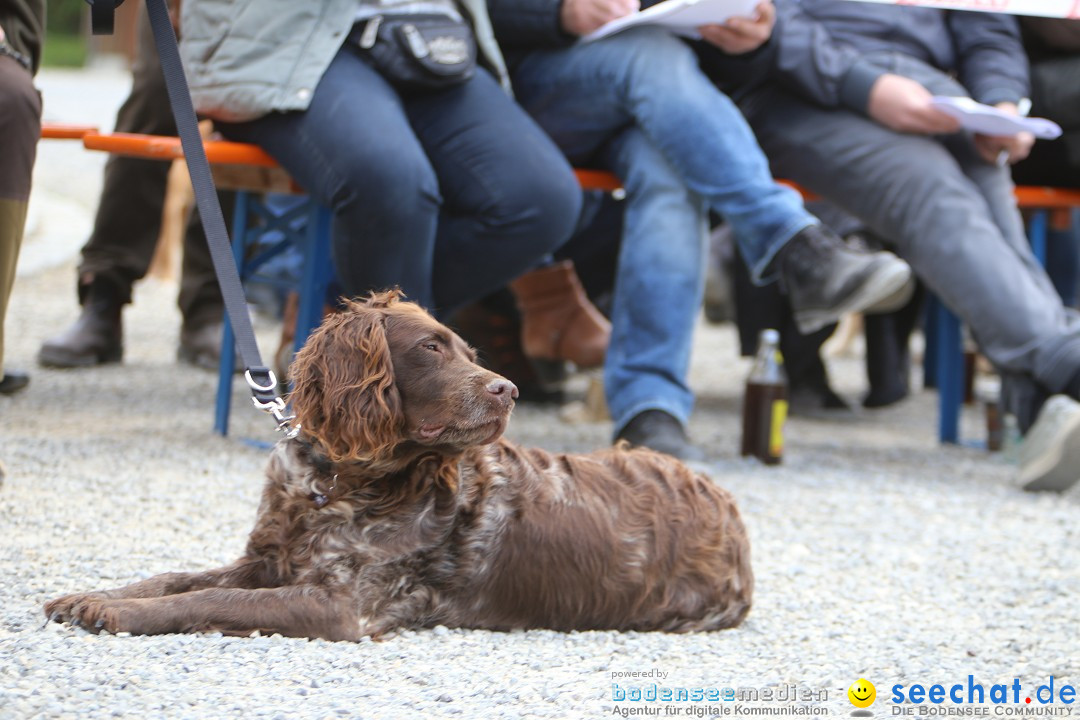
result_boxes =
[74,129,1080,210]
[40,123,99,140]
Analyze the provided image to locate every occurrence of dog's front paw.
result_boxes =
[43,592,109,627]
[43,593,138,634]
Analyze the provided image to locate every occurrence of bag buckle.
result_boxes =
[359,15,382,49]
[401,24,430,58]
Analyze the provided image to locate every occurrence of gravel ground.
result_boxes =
[2,67,1079,720]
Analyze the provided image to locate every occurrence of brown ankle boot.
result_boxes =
[509,260,610,370]
[449,294,567,402]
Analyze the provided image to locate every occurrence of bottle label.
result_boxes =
[769,399,788,458]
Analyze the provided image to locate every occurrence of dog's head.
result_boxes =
[289,291,518,466]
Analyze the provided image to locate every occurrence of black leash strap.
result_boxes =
[91,0,297,436]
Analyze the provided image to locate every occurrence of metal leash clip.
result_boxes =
[245,369,300,438]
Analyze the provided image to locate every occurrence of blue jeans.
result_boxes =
[219,45,581,312]
[510,27,817,433]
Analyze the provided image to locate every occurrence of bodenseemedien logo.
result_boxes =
[849,679,877,717]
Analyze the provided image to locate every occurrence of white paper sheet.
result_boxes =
[930,96,1063,140]
[582,0,761,42]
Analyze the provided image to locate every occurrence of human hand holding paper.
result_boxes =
[868,75,961,135]
[969,101,1035,167]
[582,0,761,42]
[930,96,1062,140]
[698,0,774,55]
[562,0,641,36]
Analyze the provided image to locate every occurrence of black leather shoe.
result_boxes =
[615,409,707,463]
[789,384,854,417]
[38,277,124,368]
[0,370,29,395]
[779,225,914,335]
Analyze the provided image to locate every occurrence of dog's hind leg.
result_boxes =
[46,585,361,641]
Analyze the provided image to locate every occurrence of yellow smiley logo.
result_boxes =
[848,678,876,708]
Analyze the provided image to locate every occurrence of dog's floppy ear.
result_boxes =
[289,301,403,464]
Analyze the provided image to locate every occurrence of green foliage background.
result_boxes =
[44,1,87,67]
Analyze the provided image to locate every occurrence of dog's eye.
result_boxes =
[423,343,439,352]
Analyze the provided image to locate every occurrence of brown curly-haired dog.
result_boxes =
[44,291,752,640]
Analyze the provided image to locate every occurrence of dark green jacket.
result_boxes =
[0,0,45,74]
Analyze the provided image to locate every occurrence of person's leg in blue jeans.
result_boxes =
[599,128,709,446]
[511,27,811,282]
[220,47,580,312]
[509,27,911,457]
[512,28,910,342]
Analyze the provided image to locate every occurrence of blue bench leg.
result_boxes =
[1028,209,1048,265]
[214,191,251,435]
[293,205,334,355]
[929,295,963,444]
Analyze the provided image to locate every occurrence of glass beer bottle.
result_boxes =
[740,329,788,465]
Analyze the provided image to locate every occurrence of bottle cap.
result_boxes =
[760,328,780,345]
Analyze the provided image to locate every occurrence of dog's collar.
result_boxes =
[310,473,339,508]
[291,438,340,507]
[292,436,335,474]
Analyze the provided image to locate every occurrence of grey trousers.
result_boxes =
[739,54,1080,394]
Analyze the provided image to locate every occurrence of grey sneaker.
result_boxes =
[1016,394,1080,493]
[779,225,914,335]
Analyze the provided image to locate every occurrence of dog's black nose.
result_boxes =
[487,378,518,400]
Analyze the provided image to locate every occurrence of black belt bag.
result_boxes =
[349,13,477,91]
